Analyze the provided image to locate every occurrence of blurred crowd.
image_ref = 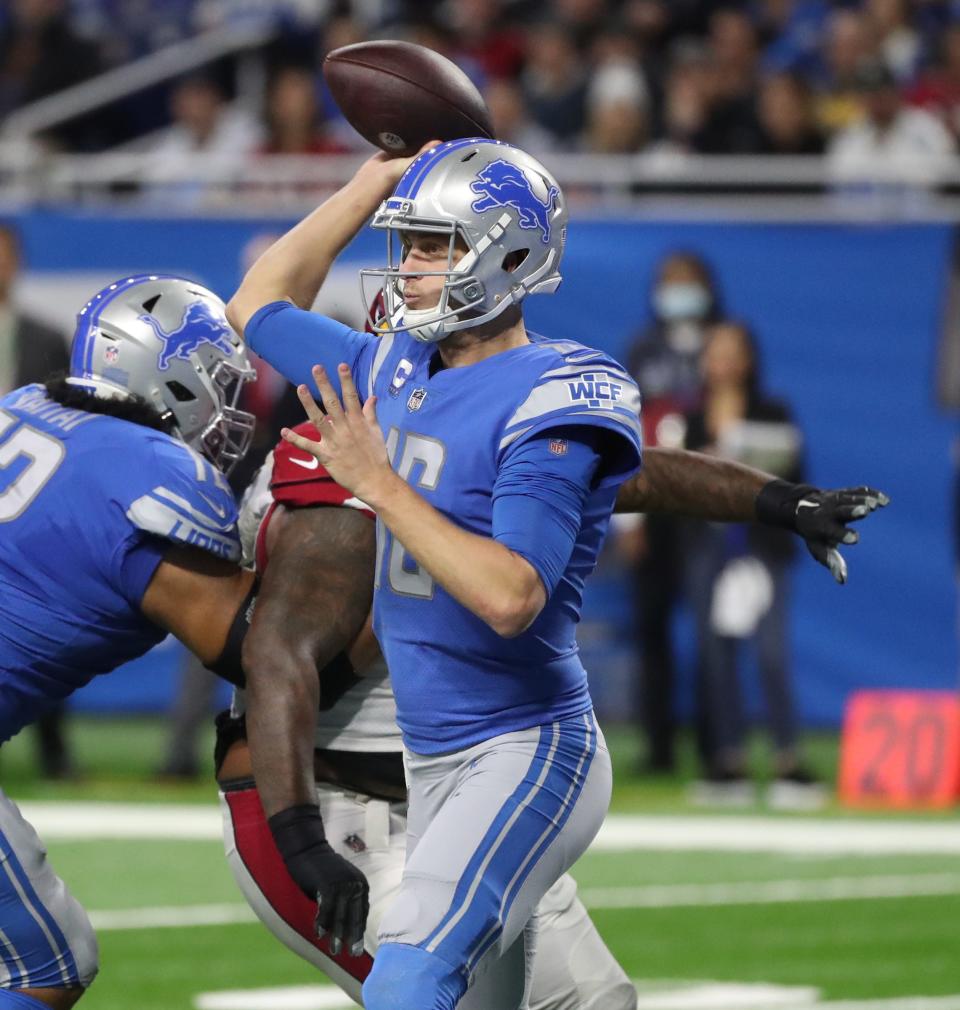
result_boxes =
[3,0,960,184]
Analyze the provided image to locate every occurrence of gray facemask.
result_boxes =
[654,283,711,322]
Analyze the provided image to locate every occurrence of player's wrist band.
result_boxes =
[268,804,328,861]
[755,479,819,531]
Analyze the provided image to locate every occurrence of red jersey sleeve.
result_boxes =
[270,421,375,518]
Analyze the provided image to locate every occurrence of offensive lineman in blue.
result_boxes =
[227,138,888,1009]
[0,275,263,1008]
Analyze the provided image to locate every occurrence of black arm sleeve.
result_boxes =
[205,578,260,687]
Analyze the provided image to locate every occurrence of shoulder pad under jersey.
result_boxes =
[499,341,643,484]
[237,452,274,568]
[125,435,241,562]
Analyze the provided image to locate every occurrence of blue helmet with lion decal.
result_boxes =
[360,138,568,343]
[67,274,256,473]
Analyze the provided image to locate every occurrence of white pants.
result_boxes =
[0,788,98,991]
[369,713,615,1009]
[220,753,634,1007]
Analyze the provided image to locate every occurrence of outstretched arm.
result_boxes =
[615,446,768,520]
[615,446,889,583]
[226,145,434,335]
[225,144,438,398]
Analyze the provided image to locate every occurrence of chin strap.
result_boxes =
[404,304,449,343]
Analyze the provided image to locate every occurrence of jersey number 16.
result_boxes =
[375,428,446,600]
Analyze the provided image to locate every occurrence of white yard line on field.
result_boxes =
[189,982,960,1010]
[814,1000,960,1010]
[87,872,960,934]
[194,987,355,1010]
[632,987,960,1010]
[590,815,960,855]
[579,873,960,909]
[17,802,960,854]
[88,903,256,930]
[18,802,222,840]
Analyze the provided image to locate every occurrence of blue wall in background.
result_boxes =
[12,210,956,725]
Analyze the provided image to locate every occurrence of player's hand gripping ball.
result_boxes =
[323,40,494,154]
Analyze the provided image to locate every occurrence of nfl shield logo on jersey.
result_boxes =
[549,438,568,456]
[407,388,427,412]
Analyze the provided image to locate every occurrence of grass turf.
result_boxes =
[48,842,960,1008]
[3,718,960,1007]
[0,714,847,811]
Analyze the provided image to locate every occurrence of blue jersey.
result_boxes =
[247,305,642,754]
[0,385,240,743]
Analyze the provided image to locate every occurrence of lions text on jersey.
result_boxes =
[246,306,642,754]
[0,384,240,744]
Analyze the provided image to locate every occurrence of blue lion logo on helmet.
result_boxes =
[469,159,560,245]
[140,301,235,371]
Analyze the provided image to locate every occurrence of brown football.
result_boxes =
[323,41,494,155]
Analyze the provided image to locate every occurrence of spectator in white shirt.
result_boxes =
[144,74,262,202]
[828,60,956,187]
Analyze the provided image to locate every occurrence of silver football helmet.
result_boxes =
[66,274,256,473]
[360,138,568,343]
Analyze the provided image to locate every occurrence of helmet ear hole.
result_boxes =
[166,380,197,402]
[502,249,529,273]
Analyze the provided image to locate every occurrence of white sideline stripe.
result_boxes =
[632,987,960,1010]
[88,903,256,930]
[86,873,960,934]
[18,802,222,840]
[194,987,355,1010]
[189,982,960,1010]
[634,982,819,1009]
[591,815,960,855]
[579,873,960,909]
[16,803,960,854]
[814,1000,960,1010]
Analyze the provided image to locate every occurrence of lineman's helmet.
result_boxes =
[67,274,256,473]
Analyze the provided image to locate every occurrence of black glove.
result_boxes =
[268,804,370,957]
[756,480,889,584]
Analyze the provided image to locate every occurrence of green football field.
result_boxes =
[2,718,959,1010]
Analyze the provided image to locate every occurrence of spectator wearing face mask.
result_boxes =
[615,250,724,775]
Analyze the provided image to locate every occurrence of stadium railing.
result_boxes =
[0,22,276,141]
[3,149,960,217]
